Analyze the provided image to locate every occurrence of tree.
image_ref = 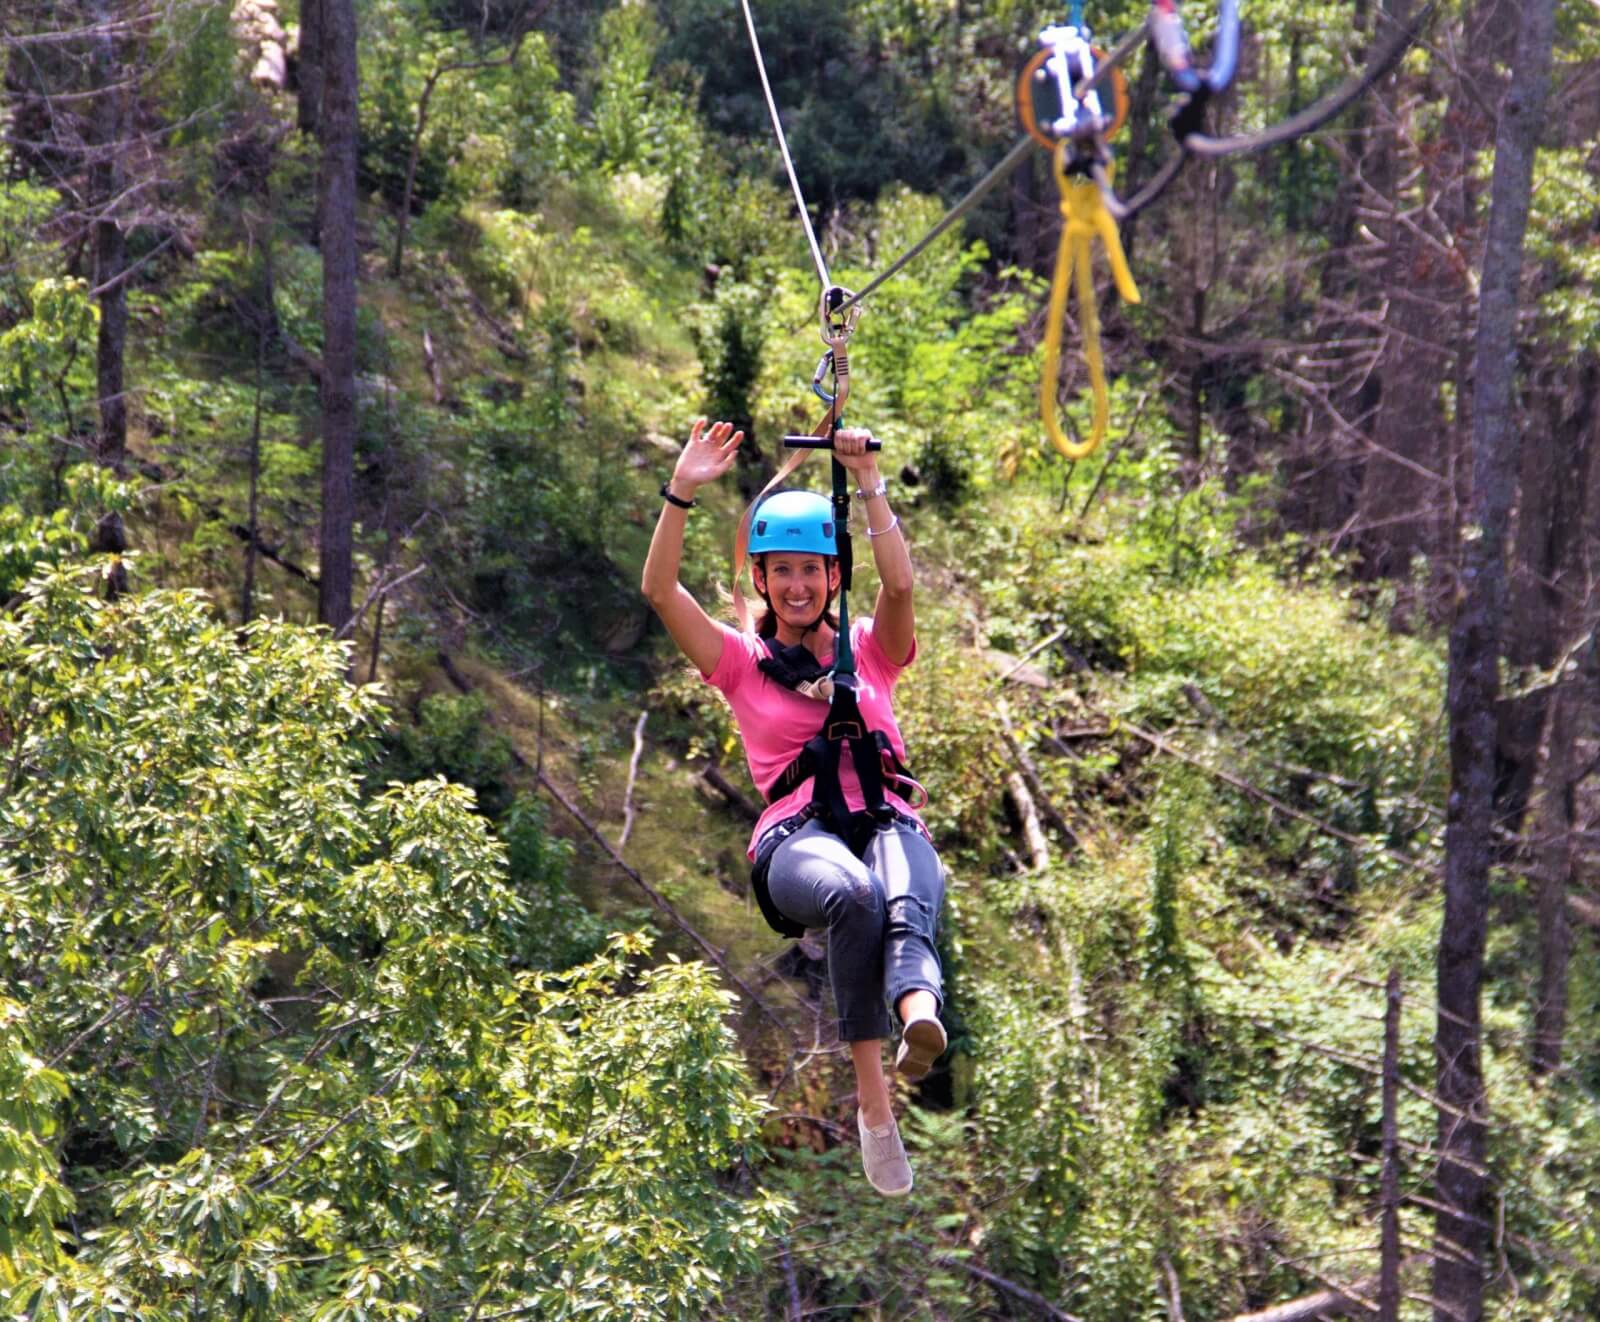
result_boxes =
[1434,0,1557,1315]
[297,0,323,135]
[0,0,169,596]
[87,0,129,473]
[0,559,787,1317]
[388,2,550,278]
[316,0,358,635]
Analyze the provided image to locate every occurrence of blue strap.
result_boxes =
[1204,0,1240,94]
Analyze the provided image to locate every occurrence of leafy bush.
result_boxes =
[0,277,97,448]
[0,566,785,1318]
[0,465,129,601]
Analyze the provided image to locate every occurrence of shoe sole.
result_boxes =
[895,1019,946,1081]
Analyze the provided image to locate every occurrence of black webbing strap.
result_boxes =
[763,727,912,806]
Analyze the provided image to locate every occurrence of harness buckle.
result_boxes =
[825,719,865,741]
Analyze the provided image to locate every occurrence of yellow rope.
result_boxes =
[1041,142,1141,460]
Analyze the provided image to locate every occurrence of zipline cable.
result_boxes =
[736,0,831,289]
[828,136,1032,321]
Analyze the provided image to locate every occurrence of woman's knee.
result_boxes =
[820,867,885,927]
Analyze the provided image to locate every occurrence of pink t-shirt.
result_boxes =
[703,617,923,857]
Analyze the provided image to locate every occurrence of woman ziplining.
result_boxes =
[631,0,1429,1199]
[640,419,948,1197]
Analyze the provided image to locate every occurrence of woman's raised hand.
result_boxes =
[832,426,880,475]
[671,418,745,495]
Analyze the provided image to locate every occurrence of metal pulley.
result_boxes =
[1016,22,1129,153]
[818,283,861,345]
[812,284,862,408]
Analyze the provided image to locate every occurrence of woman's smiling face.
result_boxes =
[756,553,838,632]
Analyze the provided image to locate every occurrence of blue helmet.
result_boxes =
[748,489,836,557]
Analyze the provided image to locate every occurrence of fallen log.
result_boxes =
[702,764,760,822]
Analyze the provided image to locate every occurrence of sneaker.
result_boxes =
[894,1016,947,1082]
[857,1110,913,1196]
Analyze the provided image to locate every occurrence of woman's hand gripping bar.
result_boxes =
[781,435,883,451]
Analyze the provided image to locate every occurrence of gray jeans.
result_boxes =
[761,815,945,1042]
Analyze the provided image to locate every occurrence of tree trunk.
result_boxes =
[1531,680,1577,1075]
[1498,360,1598,846]
[91,0,128,473]
[1525,362,1600,1076]
[297,0,324,136]
[242,330,265,624]
[1356,0,1492,622]
[1280,0,1393,543]
[317,0,358,636]
[1380,969,1402,1320]
[1434,2,1556,1318]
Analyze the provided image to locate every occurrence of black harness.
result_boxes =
[757,637,916,853]
[749,635,920,939]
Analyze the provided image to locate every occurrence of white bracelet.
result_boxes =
[865,514,900,538]
[854,477,887,501]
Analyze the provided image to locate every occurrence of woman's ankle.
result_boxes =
[850,1038,894,1128]
[896,988,939,1025]
[858,1091,894,1129]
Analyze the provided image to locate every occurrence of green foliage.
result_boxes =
[271,242,326,353]
[0,465,132,601]
[658,0,979,209]
[362,15,582,214]
[498,34,584,206]
[155,0,241,134]
[377,691,608,967]
[739,1108,982,1317]
[1528,143,1600,357]
[0,277,97,444]
[0,567,785,1317]
[977,481,1445,879]
[0,999,74,1274]
[380,690,519,815]
[0,175,63,326]
[688,273,766,437]
[592,1,662,171]
[1143,777,1196,988]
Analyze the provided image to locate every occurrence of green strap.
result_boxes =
[831,452,854,678]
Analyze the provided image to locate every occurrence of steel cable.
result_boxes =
[736,0,830,289]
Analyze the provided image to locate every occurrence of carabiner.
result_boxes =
[812,348,837,406]
[1148,0,1240,98]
